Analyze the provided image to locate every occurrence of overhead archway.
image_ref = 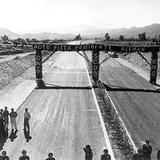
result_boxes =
[33,43,160,88]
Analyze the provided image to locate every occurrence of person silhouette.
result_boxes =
[1,150,9,160]
[157,150,160,160]
[83,145,93,160]
[101,149,111,160]
[46,152,55,160]
[0,110,5,138]
[19,150,30,160]
[9,108,18,132]
[142,140,152,160]
[132,148,143,160]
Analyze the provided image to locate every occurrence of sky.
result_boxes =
[0,0,160,34]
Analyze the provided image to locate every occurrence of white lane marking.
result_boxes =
[84,63,116,160]
[100,77,137,152]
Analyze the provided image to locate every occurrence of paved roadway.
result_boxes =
[100,54,160,160]
[3,51,109,160]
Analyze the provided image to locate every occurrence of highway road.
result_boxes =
[100,54,160,160]
[2,51,111,160]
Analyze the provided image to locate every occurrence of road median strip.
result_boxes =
[84,51,136,160]
[84,54,116,160]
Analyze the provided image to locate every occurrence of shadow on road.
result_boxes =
[102,83,160,93]
[9,130,18,142]
[36,85,92,90]
[24,128,32,143]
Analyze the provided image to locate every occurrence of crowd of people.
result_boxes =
[0,107,18,138]
[0,141,160,160]
[83,145,111,160]
[0,150,56,160]
[0,146,110,160]
[0,107,31,145]
[0,107,159,160]
[132,140,152,160]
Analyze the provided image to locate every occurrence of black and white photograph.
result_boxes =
[0,0,160,159]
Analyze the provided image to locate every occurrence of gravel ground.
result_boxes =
[0,52,52,89]
[121,52,160,76]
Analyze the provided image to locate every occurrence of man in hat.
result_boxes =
[142,140,152,160]
[9,108,18,132]
[19,150,30,160]
[24,108,31,133]
[101,149,111,160]
[0,150,10,160]
[132,148,143,160]
[3,107,9,130]
[0,109,5,137]
[83,145,93,160]
[46,152,55,160]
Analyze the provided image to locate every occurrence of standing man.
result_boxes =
[9,108,18,132]
[83,145,93,160]
[0,109,5,137]
[3,107,9,130]
[46,153,55,160]
[19,150,30,160]
[132,148,143,160]
[142,140,152,160]
[24,108,31,134]
[0,150,9,160]
[101,149,111,160]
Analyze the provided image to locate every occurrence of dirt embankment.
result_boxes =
[0,52,51,89]
[121,52,160,76]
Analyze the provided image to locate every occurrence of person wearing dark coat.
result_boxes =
[101,149,111,160]
[0,150,9,160]
[19,150,30,160]
[132,148,143,160]
[83,145,93,160]
[0,110,6,137]
[142,140,152,160]
[46,152,55,160]
[157,150,160,160]
[3,107,9,130]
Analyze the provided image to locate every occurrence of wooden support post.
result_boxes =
[92,50,100,82]
[150,50,158,84]
[35,49,44,87]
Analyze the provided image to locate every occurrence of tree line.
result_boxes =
[105,32,160,42]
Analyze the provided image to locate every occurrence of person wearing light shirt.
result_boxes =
[24,108,31,134]
[9,108,18,132]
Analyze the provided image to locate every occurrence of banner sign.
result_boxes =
[92,50,100,82]
[33,44,160,52]
[150,51,158,84]
[33,44,104,51]
[35,50,42,80]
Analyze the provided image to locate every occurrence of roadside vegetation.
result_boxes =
[83,51,135,160]
[0,51,52,89]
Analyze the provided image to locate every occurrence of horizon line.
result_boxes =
[0,22,159,35]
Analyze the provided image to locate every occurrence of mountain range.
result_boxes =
[0,23,160,40]
[79,23,160,39]
[0,28,74,40]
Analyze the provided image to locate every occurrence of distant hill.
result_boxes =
[80,23,160,39]
[0,29,74,40]
[23,32,74,40]
[109,23,160,38]
[1,23,160,40]
[0,28,22,39]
